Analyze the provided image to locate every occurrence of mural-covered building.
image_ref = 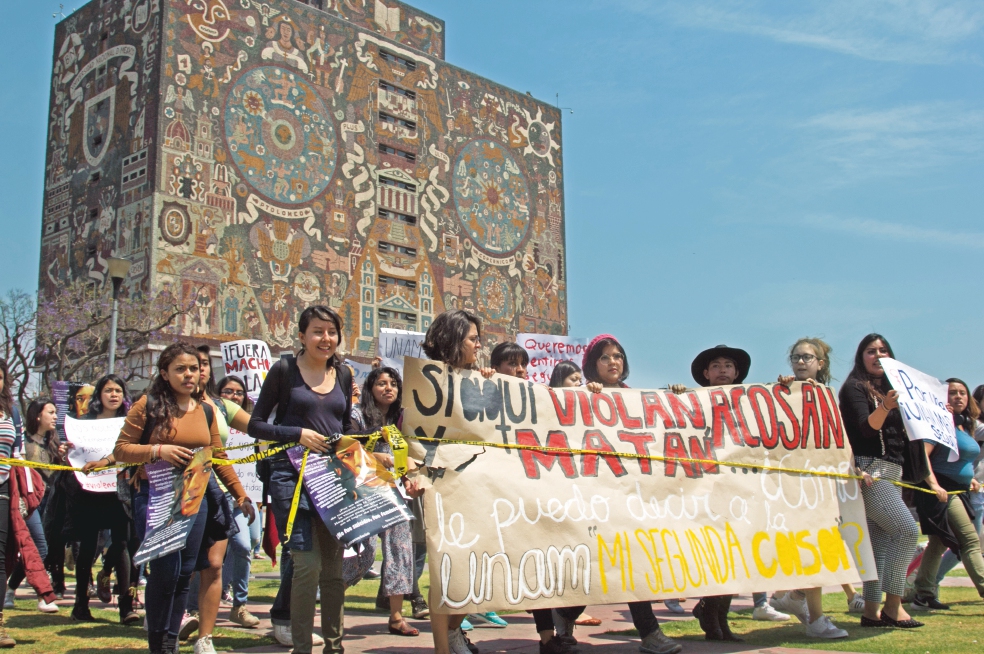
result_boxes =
[39,0,567,358]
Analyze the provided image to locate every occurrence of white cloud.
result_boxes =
[797,103,984,179]
[619,0,984,65]
[801,213,984,249]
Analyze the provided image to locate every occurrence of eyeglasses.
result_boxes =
[599,354,624,364]
[221,389,245,398]
[790,354,817,364]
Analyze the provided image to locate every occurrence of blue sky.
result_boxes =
[2,0,982,388]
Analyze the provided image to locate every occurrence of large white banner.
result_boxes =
[221,339,273,402]
[378,328,426,375]
[880,358,959,461]
[64,416,124,493]
[518,333,587,385]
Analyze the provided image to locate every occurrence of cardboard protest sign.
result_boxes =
[226,428,264,505]
[518,333,588,385]
[345,359,372,389]
[286,439,413,548]
[378,328,426,375]
[64,416,123,493]
[402,358,875,614]
[221,339,273,402]
[134,448,212,565]
[880,358,959,461]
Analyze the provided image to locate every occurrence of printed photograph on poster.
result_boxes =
[64,416,124,493]
[287,438,413,548]
[134,448,212,565]
[221,339,273,401]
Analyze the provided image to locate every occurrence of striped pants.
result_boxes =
[856,456,920,602]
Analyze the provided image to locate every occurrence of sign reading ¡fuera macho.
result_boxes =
[401,358,875,614]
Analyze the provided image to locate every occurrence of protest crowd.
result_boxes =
[0,305,981,654]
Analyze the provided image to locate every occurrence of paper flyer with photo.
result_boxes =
[134,448,212,565]
[287,439,412,548]
[64,416,124,493]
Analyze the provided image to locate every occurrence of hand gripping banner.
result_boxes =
[401,358,876,615]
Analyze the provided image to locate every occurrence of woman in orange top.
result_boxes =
[114,342,249,654]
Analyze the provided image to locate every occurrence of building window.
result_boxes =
[377,207,417,225]
[377,240,417,257]
[378,309,417,323]
[378,81,416,101]
[378,143,416,163]
[378,275,417,289]
[378,176,416,192]
[378,111,417,132]
[378,48,417,72]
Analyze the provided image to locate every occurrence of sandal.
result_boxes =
[880,612,924,629]
[388,619,420,637]
[575,616,602,626]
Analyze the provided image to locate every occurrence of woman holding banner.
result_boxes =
[561,334,683,654]
[67,375,140,625]
[247,306,353,654]
[421,310,493,654]
[768,339,850,638]
[114,342,251,654]
[182,351,258,654]
[909,378,984,607]
[838,334,923,629]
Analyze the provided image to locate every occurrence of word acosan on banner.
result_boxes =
[401,358,875,614]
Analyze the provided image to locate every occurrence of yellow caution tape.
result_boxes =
[365,426,409,477]
[409,436,965,496]
[212,442,294,466]
[284,447,309,544]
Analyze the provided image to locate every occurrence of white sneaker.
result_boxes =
[3,589,14,610]
[273,623,292,647]
[37,598,59,613]
[194,634,217,654]
[770,592,808,624]
[805,615,848,639]
[664,599,685,614]
[847,594,865,613]
[447,628,471,654]
[752,604,790,621]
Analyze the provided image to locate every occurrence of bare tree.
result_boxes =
[35,280,194,390]
[0,289,37,414]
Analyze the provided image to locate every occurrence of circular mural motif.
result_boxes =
[224,66,336,204]
[159,205,191,246]
[452,139,531,256]
[477,271,510,322]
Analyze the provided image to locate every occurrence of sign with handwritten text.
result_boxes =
[880,358,959,461]
[378,328,426,376]
[221,339,272,402]
[402,358,875,614]
[518,333,587,384]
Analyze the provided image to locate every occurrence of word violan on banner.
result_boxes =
[401,358,876,615]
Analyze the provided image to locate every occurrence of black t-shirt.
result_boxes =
[838,378,906,467]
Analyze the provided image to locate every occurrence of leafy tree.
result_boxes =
[0,289,37,414]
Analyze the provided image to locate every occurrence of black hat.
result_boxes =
[691,345,751,387]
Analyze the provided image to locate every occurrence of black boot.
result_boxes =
[693,596,723,640]
[71,594,94,622]
[717,594,743,642]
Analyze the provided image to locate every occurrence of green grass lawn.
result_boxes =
[610,589,983,654]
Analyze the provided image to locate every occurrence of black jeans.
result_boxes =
[74,522,131,617]
[145,502,208,643]
[0,480,10,589]
[270,545,292,626]
[555,602,659,639]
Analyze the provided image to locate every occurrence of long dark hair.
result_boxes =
[422,310,481,368]
[87,374,131,418]
[297,305,344,372]
[217,375,254,412]
[196,345,217,398]
[360,367,402,431]
[846,333,894,398]
[549,361,582,388]
[583,337,630,386]
[146,342,204,440]
[0,358,12,418]
[946,378,979,435]
[26,397,56,437]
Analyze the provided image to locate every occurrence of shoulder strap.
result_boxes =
[139,395,157,445]
[274,355,295,425]
[202,401,214,430]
